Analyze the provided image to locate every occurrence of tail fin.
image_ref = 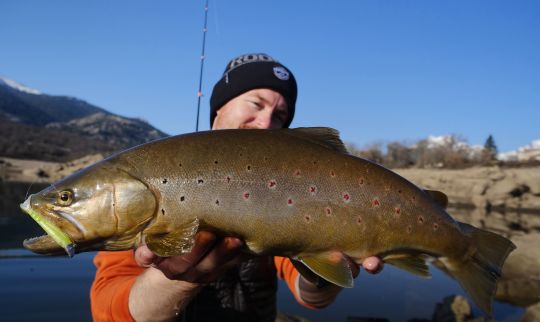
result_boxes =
[442,222,516,317]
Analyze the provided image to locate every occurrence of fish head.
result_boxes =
[21,165,157,256]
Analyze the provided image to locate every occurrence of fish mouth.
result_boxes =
[20,198,76,257]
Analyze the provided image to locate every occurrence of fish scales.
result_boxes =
[20,127,515,316]
[113,129,463,257]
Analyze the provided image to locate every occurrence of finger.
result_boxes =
[154,232,218,279]
[182,237,244,281]
[134,245,159,267]
[362,256,383,274]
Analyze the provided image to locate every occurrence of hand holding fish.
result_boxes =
[134,231,244,283]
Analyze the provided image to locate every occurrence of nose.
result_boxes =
[254,108,273,129]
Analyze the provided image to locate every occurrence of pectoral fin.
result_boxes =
[144,217,199,257]
[382,253,431,278]
[297,252,354,288]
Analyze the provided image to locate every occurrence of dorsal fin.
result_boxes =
[424,189,449,209]
[285,127,348,154]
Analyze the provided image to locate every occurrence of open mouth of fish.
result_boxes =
[20,199,76,257]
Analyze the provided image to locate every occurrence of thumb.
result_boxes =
[134,245,160,267]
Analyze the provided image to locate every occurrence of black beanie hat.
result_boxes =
[210,53,297,128]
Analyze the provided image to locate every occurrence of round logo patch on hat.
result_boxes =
[273,66,290,81]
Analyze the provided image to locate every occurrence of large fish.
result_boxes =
[20,128,515,315]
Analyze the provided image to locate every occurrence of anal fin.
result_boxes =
[144,217,199,257]
[382,253,431,278]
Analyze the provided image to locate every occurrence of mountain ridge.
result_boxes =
[0,76,168,162]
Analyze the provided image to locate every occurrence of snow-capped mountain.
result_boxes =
[499,140,540,161]
[0,76,42,95]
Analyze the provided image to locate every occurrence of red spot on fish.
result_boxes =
[268,180,277,189]
[372,198,380,207]
[342,192,351,203]
[243,192,250,200]
[325,207,332,216]
[356,216,363,225]
[433,223,439,231]
[309,185,317,195]
[294,169,301,177]
[394,207,401,215]
[287,198,294,206]
[330,170,336,177]
[418,216,424,224]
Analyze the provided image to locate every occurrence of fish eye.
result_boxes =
[57,190,74,206]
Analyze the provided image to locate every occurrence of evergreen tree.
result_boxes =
[484,134,498,160]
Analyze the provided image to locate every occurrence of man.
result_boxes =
[91,53,382,322]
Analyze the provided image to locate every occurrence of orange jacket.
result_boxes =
[90,251,306,322]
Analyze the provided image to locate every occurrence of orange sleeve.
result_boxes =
[90,250,145,322]
[274,256,316,309]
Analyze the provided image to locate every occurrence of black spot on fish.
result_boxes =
[161,209,165,215]
[214,160,219,165]
[180,196,185,202]
[418,216,424,224]
[433,222,439,231]
[162,179,168,184]
[215,199,220,206]
[198,179,204,185]
[247,165,252,171]
[325,207,332,216]
[304,214,311,223]
[407,225,413,234]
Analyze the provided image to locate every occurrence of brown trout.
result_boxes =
[20,128,515,315]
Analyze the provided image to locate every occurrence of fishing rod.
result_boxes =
[195,0,209,132]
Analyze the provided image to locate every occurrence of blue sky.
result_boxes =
[1,1,538,153]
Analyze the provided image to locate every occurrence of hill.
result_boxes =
[0,76,168,161]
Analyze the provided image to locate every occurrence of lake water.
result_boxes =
[0,183,525,321]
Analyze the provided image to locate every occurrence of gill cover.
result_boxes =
[106,169,158,249]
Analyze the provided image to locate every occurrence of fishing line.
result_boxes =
[195,0,209,132]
